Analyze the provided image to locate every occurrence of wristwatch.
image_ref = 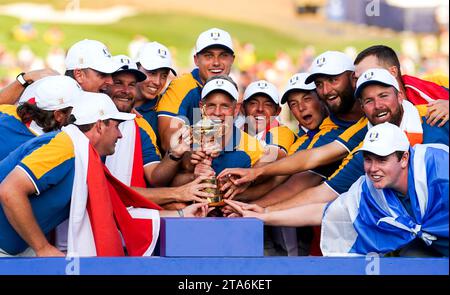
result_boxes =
[168,150,182,161]
[16,72,30,88]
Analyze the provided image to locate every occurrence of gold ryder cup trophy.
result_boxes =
[192,118,226,207]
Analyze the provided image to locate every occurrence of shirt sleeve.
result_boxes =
[18,133,75,195]
[266,126,297,154]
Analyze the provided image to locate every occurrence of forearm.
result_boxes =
[264,203,326,227]
[262,142,348,176]
[148,157,181,187]
[0,81,25,105]
[131,186,179,205]
[170,172,195,187]
[267,182,338,212]
[159,209,182,217]
[253,172,322,207]
[235,175,288,202]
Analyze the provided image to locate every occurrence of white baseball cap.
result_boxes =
[281,73,316,104]
[359,122,409,156]
[134,42,177,76]
[201,77,238,101]
[20,75,82,111]
[195,28,234,54]
[71,92,135,125]
[113,54,147,82]
[354,68,400,99]
[305,51,355,84]
[243,80,280,105]
[65,39,121,74]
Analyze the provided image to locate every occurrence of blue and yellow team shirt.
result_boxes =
[136,97,159,143]
[212,126,265,174]
[134,117,161,166]
[157,68,203,125]
[286,114,362,178]
[0,131,75,255]
[265,125,297,154]
[0,105,39,160]
[326,106,450,195]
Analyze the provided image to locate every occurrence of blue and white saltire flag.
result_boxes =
[321,144,449,256]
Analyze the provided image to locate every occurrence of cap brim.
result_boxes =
[139,62,177,76]
[280,87,316,104]
[244,92,279,105]
[203,88,238,101]
[354,81,395,99]
[91,60,122,74]
[115,69,147,82]
[196,44,234,55]
[108,112,136,122]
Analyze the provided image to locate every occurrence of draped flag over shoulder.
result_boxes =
[105,120,146,188]
[321,144,449,256]
[63,125,161,257]
[402,75,449,105]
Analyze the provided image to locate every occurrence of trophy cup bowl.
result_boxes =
[192,118,226,207]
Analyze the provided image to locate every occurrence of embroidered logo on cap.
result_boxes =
[368,131,379,142]
[58,98,65,105]
[364,71,374,80]
[102,47,112,58]
[289,75,299,85]
[120,57,131,65]
[257,81,268,89]
[316,57,326,67]
[99,110,105,116]
[157,48,167,58]
[215,79,224,87]
[210,31,221,40]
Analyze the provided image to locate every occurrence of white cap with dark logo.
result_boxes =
[305,51,354,84]
[195,28,234,54]
[134,41,177,76]
[201,77,238,101]
[20,75,82,110]
[243,80,280,105]
[354,68,400,99]
[113,54,147,82]
[71,92,135,125]
[359,122,409,156]
[281,73,316,104]
[65,39,121,74]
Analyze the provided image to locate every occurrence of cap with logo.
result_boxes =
[281,73,316,104]
[354,68,400,99]
[65,39,121,74]
[112,54,147,82]
[71,92,136,125]
[359,122,409,156]
[243,80,280,105]
[195,28,234,54]
[134,41,177,76]
[201,77,238,101]
[305,51,354,84]
[20,75,82,111]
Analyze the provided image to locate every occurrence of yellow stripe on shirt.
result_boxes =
[338,117,368,143]
[135,117,161,157]
[0,104,20,120]
[21,132,74,180]
[307,116,338,148]
[268,125,297,153]
[237,130,265,166]
[157,73,201,115]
